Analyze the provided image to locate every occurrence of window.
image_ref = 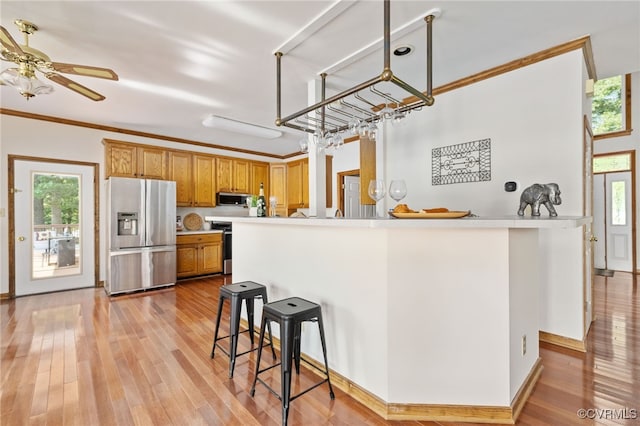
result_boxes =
[32,172,81,279]
[593,74,632,140]
[593,153,631,173]
[611,180,627,226]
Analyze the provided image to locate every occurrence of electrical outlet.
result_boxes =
[522,334,527,356]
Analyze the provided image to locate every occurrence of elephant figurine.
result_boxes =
[517,183,562,217]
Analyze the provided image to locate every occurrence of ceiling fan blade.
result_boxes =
[49,62,118,80]
[0,25,25,55]
[45,73,106,101]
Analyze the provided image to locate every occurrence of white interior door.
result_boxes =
[344,175,361,218]
[605,171,633,272]
[14,160,96,296]
[593,174,606,269]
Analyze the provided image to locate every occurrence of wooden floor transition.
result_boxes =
[1,273,638,425]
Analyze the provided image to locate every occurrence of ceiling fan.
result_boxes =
[0,19,118,101]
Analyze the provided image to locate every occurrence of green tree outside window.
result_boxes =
[592,75,623,135]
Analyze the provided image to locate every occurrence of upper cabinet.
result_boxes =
[168,151,193,206]
[193,154,217,207]
[104,140,166,180]
[287,159,309,211]
[216,157,250,193]
[104,140,287,210]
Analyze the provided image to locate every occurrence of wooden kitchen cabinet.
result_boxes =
[193,154,216,207]
[216,157,250,193]
[285,156,332,215]
[176,233,222,278]
[168,150,193,206]
[269,163,287,216]
[104,140,167,179]
[287,159,309,211]
[250,161,270,196]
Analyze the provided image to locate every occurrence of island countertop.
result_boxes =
[203,214,591,229]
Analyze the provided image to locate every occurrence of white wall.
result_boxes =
[0,115,276,294]
[384,51,584,217]
[329,52,588,218]
[593,71,640,271]
[328,50,589,341]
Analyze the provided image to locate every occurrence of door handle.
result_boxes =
[17,236,25,241]
[590,235,598,242]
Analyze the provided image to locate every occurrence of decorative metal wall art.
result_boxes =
[432,138,491,185]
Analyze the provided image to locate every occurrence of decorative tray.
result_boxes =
[183,212,204,230]
[390,211,470,219]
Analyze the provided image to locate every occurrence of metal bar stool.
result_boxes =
[250,297,335,426]
[211,281,276,378]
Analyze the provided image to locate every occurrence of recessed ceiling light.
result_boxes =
[393,45,413,57]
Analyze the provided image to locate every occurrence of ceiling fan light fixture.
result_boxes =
[0,67,53,99]
[202,114,283,139]
[1,19,118,101]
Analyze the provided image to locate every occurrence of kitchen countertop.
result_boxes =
[202,215,591,229]
[176,229,224,235]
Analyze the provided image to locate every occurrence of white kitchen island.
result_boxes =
[208,215,590,423]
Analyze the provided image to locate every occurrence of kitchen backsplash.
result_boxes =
[177,205,249,219]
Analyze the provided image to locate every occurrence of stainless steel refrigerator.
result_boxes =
[106,177,176,295]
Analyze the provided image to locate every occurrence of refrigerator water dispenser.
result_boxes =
[117,212,139,236]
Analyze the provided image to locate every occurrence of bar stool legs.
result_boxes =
[250,297,335,426]
[211,281,276,378]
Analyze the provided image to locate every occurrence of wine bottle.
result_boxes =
[257,182,267,217]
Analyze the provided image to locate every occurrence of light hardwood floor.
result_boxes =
[1,273,638,425]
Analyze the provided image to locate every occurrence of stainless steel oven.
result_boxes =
[210,222,232,274]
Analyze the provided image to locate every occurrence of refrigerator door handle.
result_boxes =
[144,245,176,253]
[110,248,144,256]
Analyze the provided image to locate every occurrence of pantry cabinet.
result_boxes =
[285,156,332,216]
[250,161,270,196]
[287,159,309,211]
[269,163,287,217]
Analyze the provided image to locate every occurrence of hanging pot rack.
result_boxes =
[275,0,438,137]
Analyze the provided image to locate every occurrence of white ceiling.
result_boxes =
[1,1,639,158]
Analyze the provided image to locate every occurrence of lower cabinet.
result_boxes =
[176,233,222,278]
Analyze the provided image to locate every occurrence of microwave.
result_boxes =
[217,192,250,206]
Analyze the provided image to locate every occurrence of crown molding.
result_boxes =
[0,108,285,160]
